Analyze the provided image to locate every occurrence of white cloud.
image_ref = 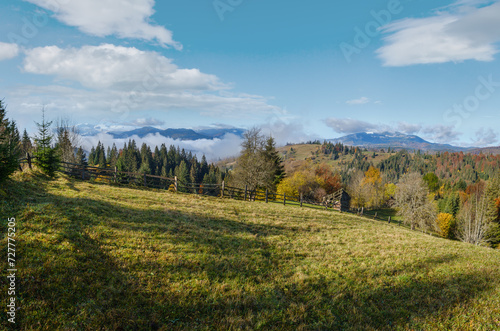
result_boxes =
[325,118,380,134]
[23,44,224,90]
[5,84,282,131]
[25,0,181,49]
[130,117,165,127]
[79,133,242,161]
[346,97,370,105]
[472,127,498,146]
[0,42,19,61]
[421,125,462,144]
[377,1,500,66]
[260,120,317,146]
[396,122,422,135]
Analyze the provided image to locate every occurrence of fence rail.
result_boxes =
[19,154,350,212]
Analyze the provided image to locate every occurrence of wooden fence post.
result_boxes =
[221,181,225,198]
[114,166,117,183]
[265,189,268,203]
[361,207,364,215]
[174,176,178,192]
[283,193,286,205]
[388,216,391,223]
[300,194,303,207]
[374,212,378,219]
[244,185,248,201]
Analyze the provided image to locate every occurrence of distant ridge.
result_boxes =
[329,132,472,152]
[77,125,246,141]
[469,146,500,155]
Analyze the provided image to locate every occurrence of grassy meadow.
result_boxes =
[278,144,393,168]
[1,170,500,330]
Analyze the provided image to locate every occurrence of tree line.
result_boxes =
[1,104,225,189]
[87,140,226,187]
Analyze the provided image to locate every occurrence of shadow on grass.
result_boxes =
[4,176,499,330]
[8,183,304,329]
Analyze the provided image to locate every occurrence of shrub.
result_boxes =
[436,213,455,238]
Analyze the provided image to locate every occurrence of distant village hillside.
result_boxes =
[279,141,500,185]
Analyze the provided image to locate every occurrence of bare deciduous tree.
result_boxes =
[395,172,437,231]
[456,193,491,246]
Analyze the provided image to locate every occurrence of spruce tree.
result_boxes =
[21,129,32,155]
[263,136,285,188]
[108,143,118,168]
[97,147,106,167]
[76,146,87,166]
[175,160,189,192]
[33,109,59,177]
[0,100,21,182]
[88,147,96,165]
[189,162,199,184]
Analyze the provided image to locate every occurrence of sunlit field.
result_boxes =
[1,171,500,330]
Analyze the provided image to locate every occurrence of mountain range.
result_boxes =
[76,124,246,140]
[76,124,499,153]
[329,132,471,152]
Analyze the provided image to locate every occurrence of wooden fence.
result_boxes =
[19,154,350,212]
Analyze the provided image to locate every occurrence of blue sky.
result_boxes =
[1,0,500,151]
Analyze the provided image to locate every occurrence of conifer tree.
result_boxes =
[175,160,189,192]
[263,136,285,188]
[190,162,199,184]
[108,143,118,168]
[0,100,20,182]
[33,108,59,177]
[88,147,96,165]
[76,146,87,166]
[21,129,32,155]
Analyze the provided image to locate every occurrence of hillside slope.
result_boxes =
[1,171,500,330]
[278,143,392,168]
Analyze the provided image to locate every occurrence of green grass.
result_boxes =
[1,170,500,330]
[363,208,403,223]
[278,144,394,168]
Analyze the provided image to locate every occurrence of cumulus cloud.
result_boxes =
[472,127,498,146]
[12,44,282,122]
[25,0,181,49]
[377,1,500,66]
[79,133,242,161]
[346,97,370,105]
[0,42,19,61]
[130,117,165,127]
[260,120,317,146]
[5,84,281,133]
[325,118,380,134]
[396,122,422,135]
[421,125,462,144]
[23,44,224,90]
